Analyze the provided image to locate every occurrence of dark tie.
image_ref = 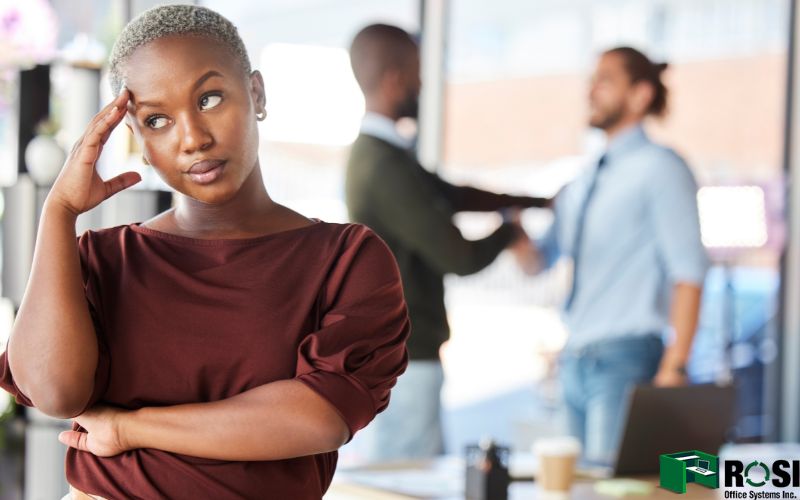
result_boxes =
[564,155,606,311]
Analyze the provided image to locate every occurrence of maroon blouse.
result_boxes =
[0,221,409,499]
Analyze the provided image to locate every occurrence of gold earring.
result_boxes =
[256,110,267,121]
[142,156,150,166]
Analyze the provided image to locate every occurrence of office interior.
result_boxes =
[1,0,799,498]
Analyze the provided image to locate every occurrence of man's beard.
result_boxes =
[395,90,419,119]
[589,105,624,131]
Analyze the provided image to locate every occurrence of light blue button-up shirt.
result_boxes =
[539,125,710,350]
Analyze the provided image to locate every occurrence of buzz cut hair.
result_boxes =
[349,24,417,95]
[108,4,252,95]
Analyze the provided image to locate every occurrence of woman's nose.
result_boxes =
[179,113,214,154]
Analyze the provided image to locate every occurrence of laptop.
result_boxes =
[605,383,736,476]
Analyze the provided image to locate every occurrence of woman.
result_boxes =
[0,5,409,499]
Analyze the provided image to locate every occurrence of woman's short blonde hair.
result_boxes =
[108,4,251,94]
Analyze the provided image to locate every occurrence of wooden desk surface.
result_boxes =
[326,458,718,499]
[327,478,717,499]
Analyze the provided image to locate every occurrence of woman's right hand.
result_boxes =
[47,88,142,216]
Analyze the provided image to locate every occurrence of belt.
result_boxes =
[561,333,662,359]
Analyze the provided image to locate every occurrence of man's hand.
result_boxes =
[58,405,132,457]
[653,366,689,387]
[508,224,541,275]
[655,283,702,388]
[509,235,541,275]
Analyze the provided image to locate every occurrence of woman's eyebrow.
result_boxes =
[133,99,161,110]
[193,70,224,91]
[130,70,225,112]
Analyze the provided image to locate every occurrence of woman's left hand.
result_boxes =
[58,405,131,457]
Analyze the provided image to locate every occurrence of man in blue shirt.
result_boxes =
[513,47,710,464]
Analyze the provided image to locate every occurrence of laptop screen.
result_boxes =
[612,384,736,475]
[698,460,709,469]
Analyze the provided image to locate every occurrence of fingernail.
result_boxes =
[107,106,118,118]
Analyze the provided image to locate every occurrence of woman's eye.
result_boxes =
[146,116,169,129]
[200,94,222,110]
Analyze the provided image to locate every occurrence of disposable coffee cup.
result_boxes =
[533,436,581,497]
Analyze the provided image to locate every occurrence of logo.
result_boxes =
[659,450,719,494]
[724,459,800,492]
[742,461,771,488]
[660,450,800,497]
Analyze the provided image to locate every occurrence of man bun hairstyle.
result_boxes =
[108,4,251,95]
[606,46,669,117]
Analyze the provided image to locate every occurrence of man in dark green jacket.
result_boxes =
[346,24,550,460]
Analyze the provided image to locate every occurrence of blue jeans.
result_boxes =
[559,335,663,465]
[366,360,445,461]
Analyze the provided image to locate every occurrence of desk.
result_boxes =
[661,451,719,493]
[326,457,717,499]
[686,466,716,477]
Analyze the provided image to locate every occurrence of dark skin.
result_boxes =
[360,41,421,120]
[8,35,349,462]
[123,35,310,238]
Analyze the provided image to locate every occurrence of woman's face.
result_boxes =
[123,35,265,204]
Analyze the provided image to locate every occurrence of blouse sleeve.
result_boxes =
[0,231,110,412]
[294,225,410,440]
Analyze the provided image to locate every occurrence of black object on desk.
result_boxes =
[614,383,736,476]
[465,440,510,500]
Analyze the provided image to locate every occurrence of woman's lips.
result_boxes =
[187,160,226,185]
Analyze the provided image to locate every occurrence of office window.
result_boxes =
[442,0,789,451]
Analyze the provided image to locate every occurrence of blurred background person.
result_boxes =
[345,23,550,461]
[512,47,710,465]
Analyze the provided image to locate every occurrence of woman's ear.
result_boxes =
[249,70,267,118]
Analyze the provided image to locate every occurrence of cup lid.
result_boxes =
[533,436,581,456]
